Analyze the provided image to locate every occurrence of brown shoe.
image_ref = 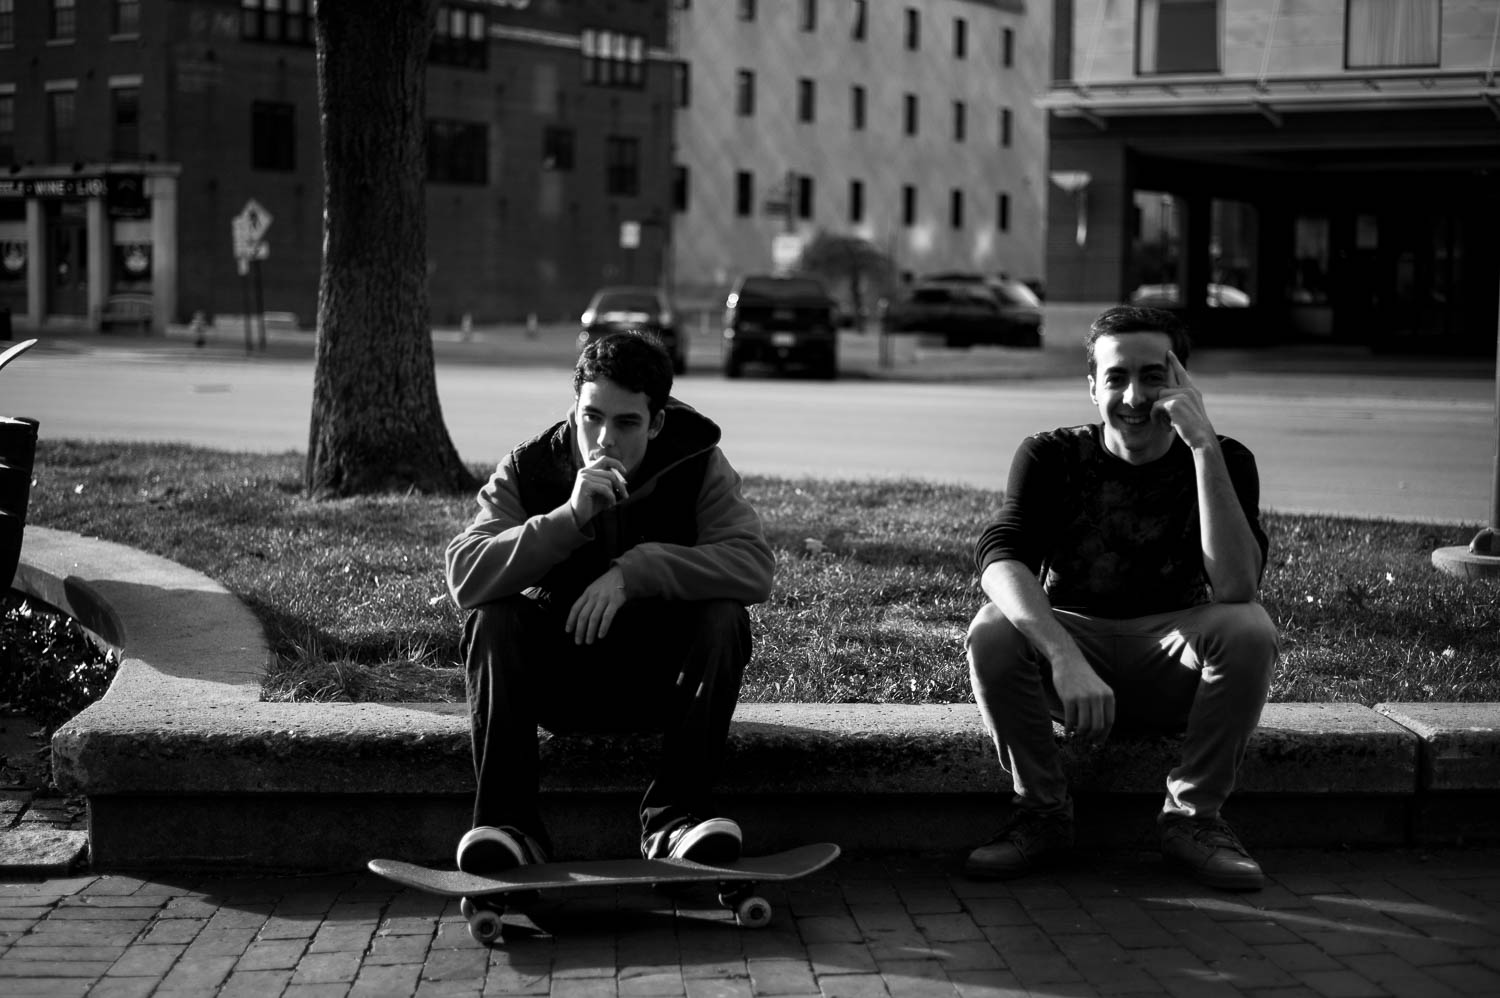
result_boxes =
[964,810,1073,880]
[1159,815,1264,891]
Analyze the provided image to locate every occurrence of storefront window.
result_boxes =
[1209,198,1255,307]
[1290,215,1330,305]
[1129,190,1182,306]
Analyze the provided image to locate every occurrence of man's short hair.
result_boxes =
[573,332,674,414]
[1086,305,1192,375]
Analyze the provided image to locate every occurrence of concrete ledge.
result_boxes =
[16,526,1500,870]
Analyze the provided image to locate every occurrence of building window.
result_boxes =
[0,0,11,46]
[48,89,76,162]
[903,94,918,136]
[954,18,967,58]
[851,85,865,130]
[431,6,487,69]
[673,164,688,213]
[673,62,690,108]
[950,189,964,229]
[1138,0,1219,74]
[953,101,966,142]
[737,0,755,22]
[605,136,639,197]
[252,101,296,172]
[797,174,814,220]
[50,0,76,42]
[797,79,816,123]
[904,8,920,50]
[1000,107,1012,147]
[1346,0,1439,68]
[112,87,141,160]
[113,0,140,35]
[242,0,313,46]
[736,70,755,116]
[427,119,487,184]
[1002,26,1014,67]
[801,0,817,32]
[852,0,866,41]
[849,178,864,224]
[997,192,1011,232]
[582,29,646,88]
[0,94,14,163]
[542,126,574,171]
[901,184,916,226]
[735,170,753,217]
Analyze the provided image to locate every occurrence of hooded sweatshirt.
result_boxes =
[446,397,775,612]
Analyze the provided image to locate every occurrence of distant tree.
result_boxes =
[796,233,897,327]
[305,0,477,498]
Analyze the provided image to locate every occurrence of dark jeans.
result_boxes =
[462,594,750,856]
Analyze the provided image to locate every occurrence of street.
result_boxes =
[6,337,1495,525]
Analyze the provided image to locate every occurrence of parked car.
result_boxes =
[1128,283,1251,308]
[721,274,839,379]
[579,286,686,374]
[882,276,1043,348]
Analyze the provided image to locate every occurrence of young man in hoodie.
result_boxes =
[446,333,775,873]
[964,305,1279,891]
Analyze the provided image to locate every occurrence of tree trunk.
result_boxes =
[305,0,477,498]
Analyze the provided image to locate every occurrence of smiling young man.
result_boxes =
[964,305,1279,890]
[446,333,774,872]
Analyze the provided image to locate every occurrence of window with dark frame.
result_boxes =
[903,93,918,136]
[1000,107,1012,147]
[735,170,754,217]
[242,0,313,46]
[673,62,690,108]
[1137,0,1219,75]
[113,0,140,35]
[852,0,866,40]
[953,100,966,142]
[737,0,756,22]
[797,174,814,220]
[252,100,296,172]
[849,178,864,224]
[582,28,646,88]
[0,94,15,163]
[950,189,964,229]
[112,87,140,160]
[997,192,1011,232]
[542,126,574,171]
[954,17,967,58]
[51,0,76,41]
[48,89,76,162]
[902,184,916,226]
[797,78,816,123]
[426,118,487,184]
[431,5,487,69]
[904,8,919,50]
[605,135,640,197]
[851,85,865,130]
[736,69,756,116]
[673,164,689,213]
[1002,26,1014,67]
[0,0,13,46]
[801,0,816,32]
[1346,0,1439,68]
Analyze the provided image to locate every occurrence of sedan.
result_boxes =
[882,279,1043,348]
[579,286,687,374]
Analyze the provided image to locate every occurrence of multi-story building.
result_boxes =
[0,0,676,333]
[1041,0,1500,352]
[668,0,1048,313]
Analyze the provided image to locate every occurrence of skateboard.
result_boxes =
[369,842,841,944]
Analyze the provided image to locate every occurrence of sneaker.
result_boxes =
[642,816,743,864]
[456,825,548,875]
[1159,814,1264,891]
[965,810,1074,879]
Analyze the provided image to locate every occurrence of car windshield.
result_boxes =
[595,292,661,312]
[990,281,1041,307]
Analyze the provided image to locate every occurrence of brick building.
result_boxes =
[0,0,676,333]
[1041,0,1500,353]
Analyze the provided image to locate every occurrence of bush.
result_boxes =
[0,591,119,733]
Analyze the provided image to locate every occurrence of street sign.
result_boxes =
[619,221,640,249]
[232,199,273,274]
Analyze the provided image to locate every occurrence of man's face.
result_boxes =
[1088,331,1176,465]
[574,376,663,478]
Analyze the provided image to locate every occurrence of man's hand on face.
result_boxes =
[1050,656,1116,747]
[1152,351,1216,449]
[569,454,629,530]
[566,566,628,645]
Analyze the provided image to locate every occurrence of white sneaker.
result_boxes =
[456,825,547,875]
[642,816,743,864]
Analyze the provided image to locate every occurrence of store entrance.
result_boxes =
[45,201,88,317]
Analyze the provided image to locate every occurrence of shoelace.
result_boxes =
[1186,818,1249,857]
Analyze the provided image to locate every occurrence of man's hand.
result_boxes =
[566,566,627,645]
[1050,655,1115,746]
[570,454,629,529]
[1152,351,1217,450]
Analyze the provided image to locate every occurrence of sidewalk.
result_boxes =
[3,846,1499,996]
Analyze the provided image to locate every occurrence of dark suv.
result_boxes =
[721,274,839,379]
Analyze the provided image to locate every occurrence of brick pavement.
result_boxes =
[2,847,1499,997]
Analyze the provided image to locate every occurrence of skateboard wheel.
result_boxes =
[459,897,476,920]
[468,907,504,945]
[735,896,773,928]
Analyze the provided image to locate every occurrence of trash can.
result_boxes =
[0,415,38,592]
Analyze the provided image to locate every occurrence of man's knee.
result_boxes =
[462,596,537,659]
[966,603,1034,685]
[682,599,752,671]
[1200,602,1279,676]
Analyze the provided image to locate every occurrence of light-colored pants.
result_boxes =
[966,601,1279,820]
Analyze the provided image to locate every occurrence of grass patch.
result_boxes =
[23,440,1499,706]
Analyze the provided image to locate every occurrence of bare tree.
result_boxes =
[305,0,477,498]
[797,232,897,329]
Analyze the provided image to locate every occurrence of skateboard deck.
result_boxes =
[369,842,840,943]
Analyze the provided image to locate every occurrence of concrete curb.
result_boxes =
[14,526,1500,871]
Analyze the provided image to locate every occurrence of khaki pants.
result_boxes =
[966,601,1279,820]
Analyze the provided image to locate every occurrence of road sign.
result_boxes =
[237,199,273,243]
[232,199,273,274]
[619,221,640,249]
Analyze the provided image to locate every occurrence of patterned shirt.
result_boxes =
[974,424,1268,618]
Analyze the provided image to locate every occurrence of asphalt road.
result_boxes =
[6,331,1496,526]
